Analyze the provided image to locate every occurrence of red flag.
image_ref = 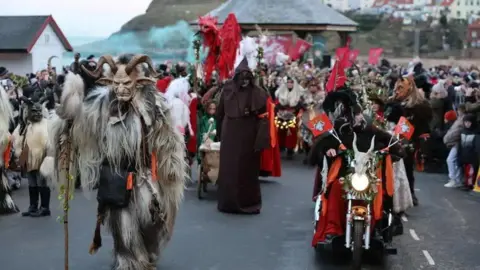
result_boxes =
[326,48,348,92]
[346,49,359,68]
[307,113,334,138]
[393,116,415,140]
[368,48,384,65]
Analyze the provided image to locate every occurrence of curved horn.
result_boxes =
[352,132,359,154]
[47,55,58,68]
[124,54,159,77]
[367,135,376,154]
[81,55,117,78]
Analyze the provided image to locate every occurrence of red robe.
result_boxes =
[186,94,199,156]
[260,97,282,177]
[276,100,299,150]
[156,77,172,93]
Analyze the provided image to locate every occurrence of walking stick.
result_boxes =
[193,39,201,95]
[58,122,74,270]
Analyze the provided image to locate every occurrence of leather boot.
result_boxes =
[22,186,39,216]
[31,187,51,217]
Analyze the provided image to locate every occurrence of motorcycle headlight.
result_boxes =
[351,173,369,192]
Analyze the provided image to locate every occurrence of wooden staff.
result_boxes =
[192,39,201,94]
[59,124,73,270]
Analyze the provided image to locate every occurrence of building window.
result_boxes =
[473,31,478,38]
[466,0,468,5]
[458,10,461,16]
[45,34,50,43]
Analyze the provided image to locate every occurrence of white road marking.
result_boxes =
[409,229,420,241]
[414,188,420,191]
[443,198,467,225]
[401,215,408,222]
[422,250,435,265]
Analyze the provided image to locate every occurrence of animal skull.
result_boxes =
[81,55,158,102]
[351,132,376,175]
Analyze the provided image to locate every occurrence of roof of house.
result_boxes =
[191,0,357,28]
[0,15,73,53]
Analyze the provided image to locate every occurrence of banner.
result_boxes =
[368,48,384,65]
[259,35,312,65]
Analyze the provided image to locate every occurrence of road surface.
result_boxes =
[0,158,479,270]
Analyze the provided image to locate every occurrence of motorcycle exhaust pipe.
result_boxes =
[364,204,371,250]
[345,199,352,249]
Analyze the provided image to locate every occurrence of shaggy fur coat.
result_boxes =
[41,71,186,269]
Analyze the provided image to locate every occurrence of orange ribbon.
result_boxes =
[151,151,158,182]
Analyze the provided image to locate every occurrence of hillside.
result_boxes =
[119,0,226,33]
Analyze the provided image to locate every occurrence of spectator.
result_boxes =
[443,105,465,188]
[457,113,480,190]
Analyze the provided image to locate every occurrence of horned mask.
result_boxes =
[82,55,158,102]
[393,76,415,101]
[352,133,376,175]
[21,96,47,123]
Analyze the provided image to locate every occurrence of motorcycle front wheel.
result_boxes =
[352,220,364,270]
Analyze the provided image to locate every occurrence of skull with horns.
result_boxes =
[81,54,158,102]
[351,133,376,175]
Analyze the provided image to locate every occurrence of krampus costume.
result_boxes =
[390,76,432,206]
[42,54,186,270]
[12,94,50,217]
[0,84,19,214]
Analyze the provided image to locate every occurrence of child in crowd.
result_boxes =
[443,105,465,188]
[457,113,480,190]
[197,100,218,164]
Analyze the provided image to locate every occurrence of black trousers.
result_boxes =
[403,150,415,195]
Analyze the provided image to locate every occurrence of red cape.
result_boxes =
[260,97,281,177]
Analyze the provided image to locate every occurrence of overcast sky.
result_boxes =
[2,0,151,37]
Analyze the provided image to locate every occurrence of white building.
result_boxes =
[448,0,480,20]
[321,0,351,11]
[0,15,72,75]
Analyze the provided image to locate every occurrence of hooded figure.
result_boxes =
[216,57,269,214]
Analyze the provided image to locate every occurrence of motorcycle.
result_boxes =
[313,133,396,269]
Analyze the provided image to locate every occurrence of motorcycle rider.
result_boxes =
[310,89,404,246]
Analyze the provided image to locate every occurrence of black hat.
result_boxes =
[87,55,95,60]
[323,89,359,114]
[0,67,9,78]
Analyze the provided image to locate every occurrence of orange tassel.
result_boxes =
[126,173,133,190]
[151,152,158,182]
[3,136,11,169]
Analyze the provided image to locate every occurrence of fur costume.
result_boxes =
[275,78,305,107]
[44,55,187,270]
[0,84,19,214]
[13,94,51,217]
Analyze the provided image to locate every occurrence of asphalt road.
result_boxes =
[0,158,479,270]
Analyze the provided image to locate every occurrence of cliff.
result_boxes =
[119,0,225,33]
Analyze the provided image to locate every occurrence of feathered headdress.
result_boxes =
[234,36,259,71]
[164,77,191,105]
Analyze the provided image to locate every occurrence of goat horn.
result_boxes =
[124,54,159,77]
[367,135,376,154]
[47,56,58,68]
[352,132,359,154]
[81,55,117,79]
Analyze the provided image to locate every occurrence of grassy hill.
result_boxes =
[119,0,226,33]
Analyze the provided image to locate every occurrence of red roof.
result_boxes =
[27,15,73,52]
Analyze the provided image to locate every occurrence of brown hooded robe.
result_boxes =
[216,58,269,214]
